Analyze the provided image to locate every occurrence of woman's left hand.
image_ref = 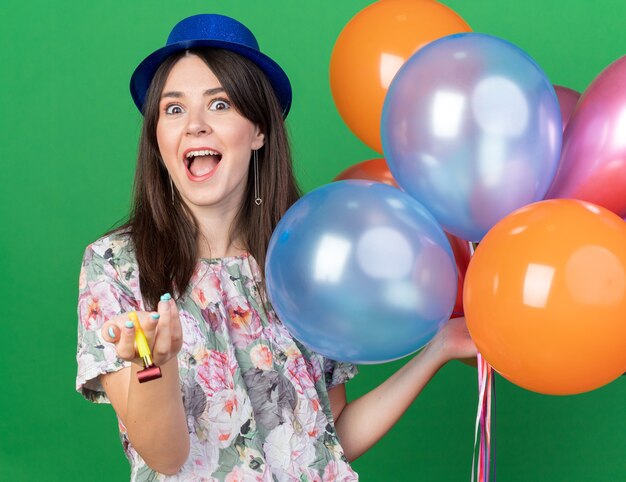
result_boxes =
[428,316,478,364]
[332,315,478,460]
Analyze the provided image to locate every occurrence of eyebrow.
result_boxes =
[161,87,225,99]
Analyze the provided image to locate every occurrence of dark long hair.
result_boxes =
[122,48,301,310]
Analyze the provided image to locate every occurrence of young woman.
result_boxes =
[76,14,476,481]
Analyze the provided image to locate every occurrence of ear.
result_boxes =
[251,126,265,151]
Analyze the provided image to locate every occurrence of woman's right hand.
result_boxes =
[100,295,183,366]
[98,295,190,473]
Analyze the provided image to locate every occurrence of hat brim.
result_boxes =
[130,39,292,117]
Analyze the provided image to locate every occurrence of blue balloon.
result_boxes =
[265,180,457,363]
[381,33,562,241]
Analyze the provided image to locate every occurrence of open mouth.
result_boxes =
[184,148,222,179]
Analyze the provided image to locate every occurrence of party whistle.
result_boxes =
[129,311,162,383]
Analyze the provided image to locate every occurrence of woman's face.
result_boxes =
[156,54,264,216]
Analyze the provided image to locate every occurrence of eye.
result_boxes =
[165,104,184,115]
[209,98,231,111]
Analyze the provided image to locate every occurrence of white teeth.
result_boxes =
[185,149,220,159]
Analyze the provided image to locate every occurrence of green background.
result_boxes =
[1,0,625,480]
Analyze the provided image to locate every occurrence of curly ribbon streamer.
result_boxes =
[471,352,496,482]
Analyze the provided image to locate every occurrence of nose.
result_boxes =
[186,109,211,136]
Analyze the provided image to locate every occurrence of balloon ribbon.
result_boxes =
[472,353,496,482]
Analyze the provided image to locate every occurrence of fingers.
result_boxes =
[100,313,142,345]
[100,311,158,362]
[136,309,160,344]
[169,298,183,351]
[152,293,183,362]
[152,297,172,362]
[99,293,182,364]
[117,319,138,360]
[101,320,120,343]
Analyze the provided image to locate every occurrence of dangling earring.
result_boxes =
[253,149,262,205]
[169,175,175,205]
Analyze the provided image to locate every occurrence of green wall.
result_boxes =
[1,1,624,480]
